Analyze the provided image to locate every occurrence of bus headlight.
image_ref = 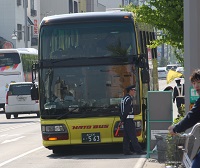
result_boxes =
[135,120,141,128]
[41,124,69,141]
[42,125,66,132]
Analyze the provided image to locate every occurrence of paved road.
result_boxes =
[0,79,181,168]
[0,114,147,168]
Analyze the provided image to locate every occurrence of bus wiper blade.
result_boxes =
[57,106,79,120]
[52,58,77,64]
[57,111,70,120]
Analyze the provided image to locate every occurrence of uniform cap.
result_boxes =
[126,85,136,92]
[175,78,181,82]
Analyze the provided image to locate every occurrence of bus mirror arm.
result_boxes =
[137,54,146,68]
[142,97,147,113]
[31,63,39,100]
[141,68,150,83]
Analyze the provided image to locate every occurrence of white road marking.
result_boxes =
[0,146,44,167]
[0,122,37,133]
[1,136,25,144]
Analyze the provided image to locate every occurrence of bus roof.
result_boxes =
[0,48,38,55]
[41,11,133,26]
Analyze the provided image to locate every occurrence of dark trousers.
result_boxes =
[123,119,142,153]
[176,97,185,109]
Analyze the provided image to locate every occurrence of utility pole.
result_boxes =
[24,0,28,48]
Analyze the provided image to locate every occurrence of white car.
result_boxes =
[5,82,39,119]
[166,64,179,71]
[158,67,167,79]
[176,67,184,74]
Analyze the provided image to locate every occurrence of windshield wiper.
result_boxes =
[57,106,79,120]
[52,57,77,64]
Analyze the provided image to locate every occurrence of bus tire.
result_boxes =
[36,112,40,118]
[6,114,11,119]
[14,114,18,118]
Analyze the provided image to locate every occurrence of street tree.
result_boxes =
[123,0,184,64]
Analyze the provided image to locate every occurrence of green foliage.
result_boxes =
[177,104,185,118]
[107,40,128,56]
[123,0,184,63]
[173,104,185,126]
[165,134,185,165]
[165,104,185,165]
[174,49,184,66]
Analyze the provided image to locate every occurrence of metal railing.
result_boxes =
[182,123,200,168]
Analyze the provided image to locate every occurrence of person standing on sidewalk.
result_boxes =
[120,85,146,155]
[168,69,200,168]
[173,78,185,110]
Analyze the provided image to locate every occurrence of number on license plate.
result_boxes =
[82,132,101,143]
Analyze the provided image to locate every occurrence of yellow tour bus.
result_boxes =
[31,11,157,154]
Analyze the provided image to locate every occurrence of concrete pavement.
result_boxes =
[141,154,166,168]
[142,160,165,168]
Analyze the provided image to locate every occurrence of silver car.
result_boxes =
[158,67,167,79]
[5,82,39,119]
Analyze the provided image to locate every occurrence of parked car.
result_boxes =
[176,66,184,78]
[5,82,39,119]
[158,67,167,79]
[176,66,184,73]
[166,64,179,71]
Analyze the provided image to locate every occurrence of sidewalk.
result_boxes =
[142,160,165,168]
[142,154,166,168]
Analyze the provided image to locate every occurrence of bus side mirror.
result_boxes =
[133,105,140,115]
[32,63,38,83]
[142,103,147,113]
[141,68,150,83]
[31,83,39,100]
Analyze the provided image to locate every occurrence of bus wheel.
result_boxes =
[36,112,40,118]
[14,114,18,118]
[6,114,11,119]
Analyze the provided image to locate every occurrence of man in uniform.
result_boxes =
[120,85,146,155]
[173,78,185,110]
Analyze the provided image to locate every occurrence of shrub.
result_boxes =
[165,104,186,166]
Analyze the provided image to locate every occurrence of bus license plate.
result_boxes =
[82,132,101,143]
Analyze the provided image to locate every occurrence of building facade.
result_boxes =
[0,0,39,49]
[0,0,136,49]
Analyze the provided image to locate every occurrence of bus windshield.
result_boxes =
[40,22,137,59]
[0,53,20,67]
[40,64,139,119]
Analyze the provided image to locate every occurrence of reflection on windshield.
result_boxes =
[41,22,137,60]
[40,65,139,118]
